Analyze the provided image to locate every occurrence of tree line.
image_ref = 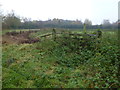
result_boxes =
[2,11,118,30]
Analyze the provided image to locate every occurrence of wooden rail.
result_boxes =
[39,32,97,39]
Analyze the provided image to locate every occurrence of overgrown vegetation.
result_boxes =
[2,29,120,88]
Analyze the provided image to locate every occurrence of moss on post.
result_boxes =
[83,23,87,34]
[52,28,56,41]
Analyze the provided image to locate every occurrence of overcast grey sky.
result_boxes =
[0,0,119,25]
[118,1,120,19]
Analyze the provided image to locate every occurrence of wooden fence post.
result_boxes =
[83,23,87,34]
[97,29,102,38]
[20,30,21,34]
[52,28,56,41]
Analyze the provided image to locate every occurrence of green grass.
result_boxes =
[2,29,120,88]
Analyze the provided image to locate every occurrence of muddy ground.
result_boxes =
[2,31,40,44]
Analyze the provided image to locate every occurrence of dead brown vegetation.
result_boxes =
[2,31,40,44]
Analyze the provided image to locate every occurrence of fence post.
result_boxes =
[97,29,102,38]
[83,23,86,34]
[52,28,56,41]
[20,30,21,34]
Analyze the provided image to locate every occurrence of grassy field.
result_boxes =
[2,29,120,88]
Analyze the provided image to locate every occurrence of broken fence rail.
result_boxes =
[40,32,97,38]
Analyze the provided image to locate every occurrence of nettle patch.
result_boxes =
[49,31,119,87]
[51,31,100,67]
